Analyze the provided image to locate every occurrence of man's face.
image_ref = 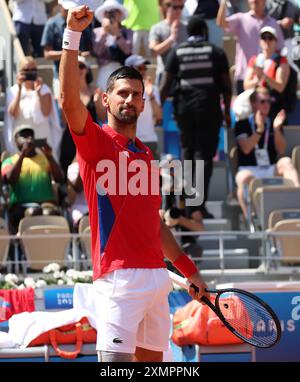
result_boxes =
[253,93,272,117]
[15,129,34,151]
[164,0,184,18]
[103,78,145,124]
[248,0,266,12]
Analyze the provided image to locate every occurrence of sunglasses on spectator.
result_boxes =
[135,65,147,71]
[257,98,272,104]
[261,34,276,41]
[165,3,184,10]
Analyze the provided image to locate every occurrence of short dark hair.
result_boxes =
[187,15,208,40]
[106,66,144,93]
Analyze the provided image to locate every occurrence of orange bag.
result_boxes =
[172,297,247,347]
[29,317,97,359]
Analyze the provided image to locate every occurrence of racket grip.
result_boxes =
[190,284,211,305]
[190,283,199,293]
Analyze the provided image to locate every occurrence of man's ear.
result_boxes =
[102,92,109,108]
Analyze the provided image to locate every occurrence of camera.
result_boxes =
[35,138,47,147]
[168,207,184,219]
[24,70,37,81]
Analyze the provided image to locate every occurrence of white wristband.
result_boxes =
[62,28,82,51]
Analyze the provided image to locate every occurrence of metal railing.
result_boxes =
[0,229,300,278]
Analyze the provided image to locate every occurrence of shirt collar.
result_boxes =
[102,124,147,153]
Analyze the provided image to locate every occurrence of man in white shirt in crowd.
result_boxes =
[125,54,162,159]
[11,0,48,57]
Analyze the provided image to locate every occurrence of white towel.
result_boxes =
[8,308,94,348]
[0,331,15,348]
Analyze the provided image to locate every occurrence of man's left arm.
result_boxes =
[216,48,232,127]
[159,46,178,105]
[160,219,209,302]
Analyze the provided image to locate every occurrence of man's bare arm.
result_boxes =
[160,220,209,302]
[216,0,229,29]
[59,6,93,135]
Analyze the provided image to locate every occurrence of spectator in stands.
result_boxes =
[159,155,204,258]
[67,158,88,231]
[183,0,224,47]
[160,16,232,219]
[41,0,92,101]
[125,54,162,159]
[1,124,64,235]
[217,0,285,94]
[11,0,47,57]
[243,26,291,120]
[122,0,161,59]
[92,0,133,91]
[266,0,300,69]
[59,55,106,178]
[6,56,61,159]
[149,0,188,87]
[235,87,300,218]
[160,206,204,258]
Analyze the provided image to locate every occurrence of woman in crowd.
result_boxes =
[6,56,61,158]
[92,0,133,91]
[243,26,290,120]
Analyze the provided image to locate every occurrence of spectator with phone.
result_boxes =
[1,124,64,236]
[92,0,133,91]
[5,56,62,159]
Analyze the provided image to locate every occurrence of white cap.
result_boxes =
[95,0,128,22]
[124,55,150,67]
[78,55,90,68]
[260,26,277,39]
[58,0,78,10]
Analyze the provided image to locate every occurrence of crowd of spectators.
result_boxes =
[2,0,300,262]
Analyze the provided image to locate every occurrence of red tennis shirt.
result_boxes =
[70,113,166,280]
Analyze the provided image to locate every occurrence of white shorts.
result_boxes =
[93,268,173,354]
[238,165,276,179]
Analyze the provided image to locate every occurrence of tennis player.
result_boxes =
[59,5,209,363]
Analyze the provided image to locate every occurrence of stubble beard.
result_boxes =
[115,107,139,124]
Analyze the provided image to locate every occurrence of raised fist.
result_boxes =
[66,5,94,32]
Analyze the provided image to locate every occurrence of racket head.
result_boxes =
[207,288,281,348]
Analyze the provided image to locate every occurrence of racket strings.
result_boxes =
[217,292,279,347]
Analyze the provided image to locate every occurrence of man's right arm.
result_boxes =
[216,0,229,29]
[59,6,93,136]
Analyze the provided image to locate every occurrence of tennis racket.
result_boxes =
[168,271,281,348]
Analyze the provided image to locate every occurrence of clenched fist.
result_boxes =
[66,5,94,32]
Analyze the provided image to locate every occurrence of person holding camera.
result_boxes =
[5,56,61,159]
[1,124,64,235]
[92,0,133,91]
[161,206,204,257]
